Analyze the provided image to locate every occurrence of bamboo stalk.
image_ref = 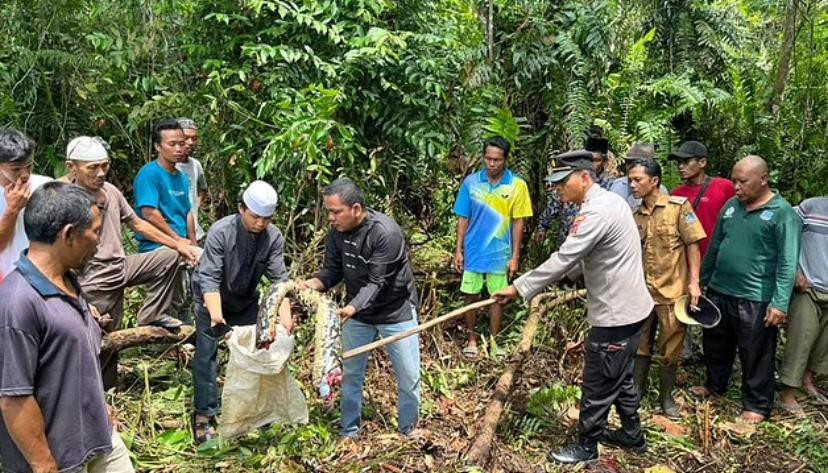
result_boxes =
[465,289,586,465]
[341,299,497,360]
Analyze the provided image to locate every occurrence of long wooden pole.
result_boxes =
[465,289,586,465]
[342,299,497,360]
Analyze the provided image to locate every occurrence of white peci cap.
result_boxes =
[66,136,109,162]
[242,180,278,217]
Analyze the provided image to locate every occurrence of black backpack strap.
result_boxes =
[692,177,713,210]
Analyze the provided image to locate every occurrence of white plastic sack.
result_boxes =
[219,324,308,439]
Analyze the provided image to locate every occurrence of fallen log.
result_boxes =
[102,325,195,352]
[465,289,586,465]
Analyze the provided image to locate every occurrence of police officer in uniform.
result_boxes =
[628,158,706,417]
[494,150,654,464]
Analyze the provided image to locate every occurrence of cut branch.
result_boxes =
[465,289,586,465]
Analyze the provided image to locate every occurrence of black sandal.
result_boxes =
[193,415,217,445]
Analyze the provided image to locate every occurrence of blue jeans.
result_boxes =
[340,310,421,437]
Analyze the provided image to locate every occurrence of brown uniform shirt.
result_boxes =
[634,194,706,304]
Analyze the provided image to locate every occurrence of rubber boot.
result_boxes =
[633,356,651,399]
[659,365,680,417]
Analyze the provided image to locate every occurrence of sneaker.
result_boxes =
[548,443,599,464]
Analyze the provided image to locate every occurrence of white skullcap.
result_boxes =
[242,180,278,217]
[67,136,109,162]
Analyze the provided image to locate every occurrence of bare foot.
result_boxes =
[739,411,766,424]
[689,385,714,398]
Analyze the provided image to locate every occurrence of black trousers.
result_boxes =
[703,289,777,417]
[578,320,644,446]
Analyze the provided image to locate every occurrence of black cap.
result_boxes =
[668,141,708,160]
[625,142,655,161]
[545,150,594,183]
[585,136,609,155]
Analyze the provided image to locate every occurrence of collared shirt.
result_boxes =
[538,172,612,245]
[78,182,138,289]
[175,157,208,241]
[133,160,191,252]
[454,169,533,273]
[0,174,52,277]
[193,214,289,325]
[701,193,801,312]
[608,177,668,211]
[796,198,828,292]
[315,210,418,325]
[634,194,706,304]
[0,254,112,473]
[671,177,736,258]
[515,184,654,327]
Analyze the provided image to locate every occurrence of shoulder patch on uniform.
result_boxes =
[760,210,774,221]
[669,196,688,205]
[569,215,586,236]
[684,212,698,224]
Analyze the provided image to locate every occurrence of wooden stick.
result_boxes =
[342,299,497,360]
[465,290,585,465]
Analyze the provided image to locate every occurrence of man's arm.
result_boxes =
[0,181,31,253]
[0,396,58,473]
[307,233,343,291]
[769,208,803,314]
[141,207,184,241]
[187,212,196,244]
[454,217,469,273]
[127,217,197,265]
[196,228,227,326]
[513,209,606,302]
[686,242,702,307]
[509,218,525,278]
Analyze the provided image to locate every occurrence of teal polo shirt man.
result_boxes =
[696,155,801,424]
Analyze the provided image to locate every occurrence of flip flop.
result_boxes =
[462,345,478,360]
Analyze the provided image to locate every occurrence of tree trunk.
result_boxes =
[770,0,801,114]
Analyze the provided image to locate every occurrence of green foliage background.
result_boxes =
[1,0,826,251]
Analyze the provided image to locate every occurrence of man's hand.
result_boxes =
[764,307,787,327]
[492,285,519,305]
[30,458,58,473]
[795,271,811,293]
[175,241,198,267]
[453,251,464,274]
[508,258,519,280]
[4,179,31,216]
[210,312,226,328]
[297,278,324,292]
[337,305,357,321]
[688,282,702,309]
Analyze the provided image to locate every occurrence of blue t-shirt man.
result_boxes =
[134,160,192,252]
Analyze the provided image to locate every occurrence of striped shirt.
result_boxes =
[797,197,828,292]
